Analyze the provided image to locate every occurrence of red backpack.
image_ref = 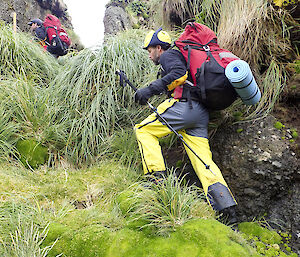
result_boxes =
[43,14,71,47]
[175,22,239,110]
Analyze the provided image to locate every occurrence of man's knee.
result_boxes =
[134,125,143,140]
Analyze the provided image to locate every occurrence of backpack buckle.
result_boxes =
[203,45,210,51]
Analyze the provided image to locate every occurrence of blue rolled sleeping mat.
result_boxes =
[225,60,261,105]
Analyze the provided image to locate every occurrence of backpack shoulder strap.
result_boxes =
[219,52,240,60]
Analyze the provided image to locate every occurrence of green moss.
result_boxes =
[44,223,75,256]
[274,121,284,130]
[42,222,72,256]
[236,128,243,133]
[16,139,48,169]
[238,222,281,245]
[175,219,258,256]
[68,225,113,256]
[107,228,147,257]
[117,185,140,214]
[236,222,300,256]
[43,218,259,257]
[176,160,183,168]
[291,129,298,139]
[290,85,297,90]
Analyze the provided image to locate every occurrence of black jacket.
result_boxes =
[151,49,187,96]
[34,25,47,42]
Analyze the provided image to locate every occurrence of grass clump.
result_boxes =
[0,24,59,86]
[0,106,18,160]
[117,172,214,235]
[0,162,260,257]
[49,29,157,165]
[0,78,69,167]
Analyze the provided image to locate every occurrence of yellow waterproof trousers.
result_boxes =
[135,98,236,210]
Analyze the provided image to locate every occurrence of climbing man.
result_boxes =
[134,28,238,224]
[28,18,48,50]
[28,15,70,57]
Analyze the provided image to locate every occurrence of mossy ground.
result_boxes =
[44,219,257,257]
[0,161,296,256]
[238,222,297,256]
[16,139,49,169]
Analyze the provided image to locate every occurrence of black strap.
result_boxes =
[186,85,193,109]
[199,66,206,101]
[236,77,254,89]
[187,22,198,32]
[45,26,65,50]
[181,39,217,48]
[187,45,192,72]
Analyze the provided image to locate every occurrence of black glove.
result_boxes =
[135,87,152,105]
[134,80,167,105]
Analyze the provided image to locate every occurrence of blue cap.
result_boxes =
[28,19,43,26]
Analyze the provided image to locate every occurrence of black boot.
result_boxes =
[219,206,238,226]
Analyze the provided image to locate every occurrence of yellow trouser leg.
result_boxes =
[135,120,170,174]
[180,132,236,208]
[135,100,177,174]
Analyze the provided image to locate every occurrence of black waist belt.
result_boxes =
[179,97,199,102]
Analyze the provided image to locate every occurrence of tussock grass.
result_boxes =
[4,223,53,257]
[0,78,68,164]
[216,1,295,69]
[0,24,59,86]
[214,1,296,121]
[118,172,214,235]
[242,61,285,120]
[103,128,142,169]
[49,29,157,165]
[0,107,18,160]
[158,0,297,121]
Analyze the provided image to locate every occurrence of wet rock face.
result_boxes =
[0,0,72,32]
[210,115,300,252]
[103,6,132,35]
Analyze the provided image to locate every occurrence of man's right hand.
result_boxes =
[134,87,153,105]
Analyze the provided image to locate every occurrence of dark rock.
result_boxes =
[210,115,300,253]
[0,0,72,32]
[103,6,132,35]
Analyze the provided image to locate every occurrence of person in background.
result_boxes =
[28,18,48,50]
[28,16,69,57]
[134,28,238,225]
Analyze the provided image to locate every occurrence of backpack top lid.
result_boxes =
[176,22,218,47]
[43,14,61,28]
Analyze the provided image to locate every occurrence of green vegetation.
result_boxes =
[238,222,297,256]
[117,173,214,235]
[16,139,48,169]
[0,163,260,257]
[291,129,298,139]
[274,121,284,130]
[0,24,59,85]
